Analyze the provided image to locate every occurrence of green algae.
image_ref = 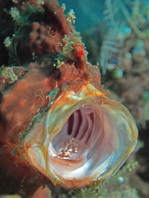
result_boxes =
[0,66,18,84]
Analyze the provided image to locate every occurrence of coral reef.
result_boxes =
[102,0,149,127]
[81,0,149,197]
[83,0,149,127]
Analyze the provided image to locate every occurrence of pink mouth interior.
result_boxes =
[48,104,121,180]
[46,103,134,182]
[67,107,94,142]
[49,105,115,163]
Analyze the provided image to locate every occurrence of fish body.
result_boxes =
[0,0,138,195]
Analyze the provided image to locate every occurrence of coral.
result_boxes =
[54,31,87,69]
[82,0,149,127]
[0,66,18,89]
[3,37,12,48]
[66,9,76,24]
[9,7,21,22]
[99,0,149,74]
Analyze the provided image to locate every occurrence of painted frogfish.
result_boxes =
[0,0,138,195]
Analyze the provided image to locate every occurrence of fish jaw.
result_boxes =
[23,83,138,188]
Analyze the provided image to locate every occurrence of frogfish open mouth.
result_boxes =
[0,0,138,192]
[24,82,138,188]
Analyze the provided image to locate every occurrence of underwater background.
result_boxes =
[0,0,149,197]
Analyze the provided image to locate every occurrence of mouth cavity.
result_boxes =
[48,105,118,179]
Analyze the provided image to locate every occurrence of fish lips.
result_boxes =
[23,83,138,188]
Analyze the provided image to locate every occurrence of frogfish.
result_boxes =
[0,0,138,196]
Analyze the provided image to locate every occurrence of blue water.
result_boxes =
[58,0,105,31]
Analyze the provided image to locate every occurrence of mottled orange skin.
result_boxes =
[74,43,85,58]
[1,62,100,144]
[0,0,102,195]
[0,61,101,194]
